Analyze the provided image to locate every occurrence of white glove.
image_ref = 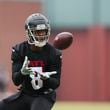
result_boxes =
[38,71,57,79]
[21,56,34,75]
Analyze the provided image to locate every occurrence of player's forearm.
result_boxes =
[44,78,60,89]
[44,66,61,89]
[12,71,25,86]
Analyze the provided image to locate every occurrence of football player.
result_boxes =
[0,13,62,110]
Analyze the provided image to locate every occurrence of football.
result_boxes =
[53,32,73,50]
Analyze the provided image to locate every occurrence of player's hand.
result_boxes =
[21,56,34,75]
[38,71,57,80]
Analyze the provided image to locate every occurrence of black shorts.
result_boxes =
[0,91,55,110]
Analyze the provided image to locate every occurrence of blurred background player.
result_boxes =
[0,13,62,110]
[0,65,13,101]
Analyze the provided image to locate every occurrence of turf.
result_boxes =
[52,101,110,110]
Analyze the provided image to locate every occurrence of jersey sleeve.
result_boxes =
[11,47,25,86]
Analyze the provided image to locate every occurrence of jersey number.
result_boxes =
[29,67,43,90]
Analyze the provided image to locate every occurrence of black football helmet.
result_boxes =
[25,13,51,47]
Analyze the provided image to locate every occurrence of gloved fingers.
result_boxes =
[22,56,29,68]
[28,68,35,74]
[45,71,57,76]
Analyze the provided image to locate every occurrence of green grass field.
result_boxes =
[52,101,110,110]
